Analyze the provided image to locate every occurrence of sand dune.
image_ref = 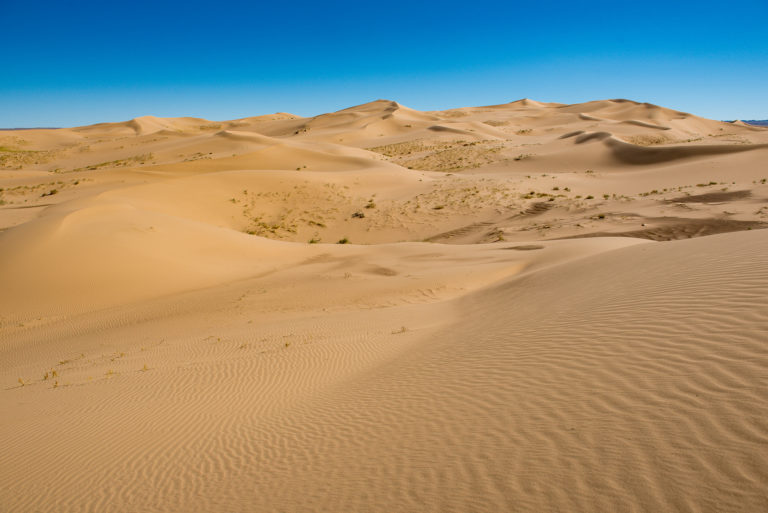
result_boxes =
[558,130,768,165]
[2,98,768,512]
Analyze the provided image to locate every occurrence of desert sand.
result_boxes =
[1,98,767,512]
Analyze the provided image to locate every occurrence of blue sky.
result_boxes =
[2,0,766,127]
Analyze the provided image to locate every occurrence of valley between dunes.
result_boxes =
[1,99,767,512]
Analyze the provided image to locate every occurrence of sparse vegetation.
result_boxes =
[70,153,154,172]
[368,139,504,171]
[623,134,670,146]
[1,146,61,169]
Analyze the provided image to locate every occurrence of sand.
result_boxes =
[1,98,767,512]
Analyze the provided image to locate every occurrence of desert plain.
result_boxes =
[1,98,767,512]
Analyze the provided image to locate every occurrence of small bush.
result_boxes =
[337,238,349,244]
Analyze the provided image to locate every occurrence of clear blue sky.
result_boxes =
[2,0,766,127]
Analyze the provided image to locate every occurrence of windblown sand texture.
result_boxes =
[2,99,768,512]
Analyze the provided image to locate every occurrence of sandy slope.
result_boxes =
[1,98,767,512]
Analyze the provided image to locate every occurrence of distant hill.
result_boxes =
[743,120,768,127]
[0,127,60,130]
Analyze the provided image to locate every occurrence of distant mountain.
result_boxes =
[742,120,768,127]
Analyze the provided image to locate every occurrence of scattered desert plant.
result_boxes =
[72,153,154,172]
[337,237,349,244]
[624,134,670,146]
